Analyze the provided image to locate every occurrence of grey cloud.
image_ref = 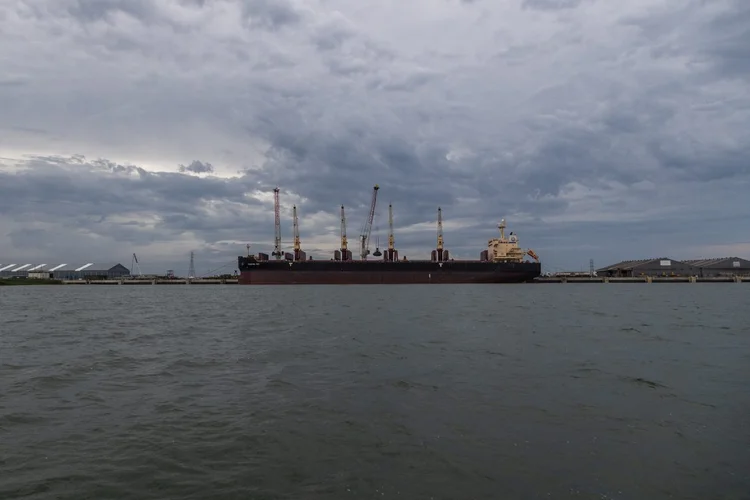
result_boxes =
[179,160,215,174]
[521,0,581,10]
[66,0,159,23]
[1,0,749,273]
[240,0,302,30]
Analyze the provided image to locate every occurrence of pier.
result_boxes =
[62,279,239,285]
[534,276,748,283]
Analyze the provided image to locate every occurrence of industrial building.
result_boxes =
[682,257,750,277]
[597,257,750,278]
[0,262,131,280]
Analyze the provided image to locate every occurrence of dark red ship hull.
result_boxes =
[238,257,541,284]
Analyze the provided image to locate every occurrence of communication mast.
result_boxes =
[271,187,282,260]
[359,185,379,260]
[431,207,449,262]
[384,203,398,262]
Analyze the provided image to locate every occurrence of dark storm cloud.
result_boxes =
[1,0,750,272]
[179,160,215,174]
[0,156,265,251]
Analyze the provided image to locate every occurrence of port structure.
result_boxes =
[359,184,380,260]
[383,203,398,262]
[431,207,449,262]
[272,187,282,260]
[292,205,306,261]
[334,205,353,261]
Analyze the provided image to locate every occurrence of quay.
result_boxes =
[62,279,239,285]
[534,276,748,283]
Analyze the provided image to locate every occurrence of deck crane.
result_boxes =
[338,205,352,261]
[431,207,449,262]
[384,203,398,262]
[292,205,305,261]
[271,187,282,260]
[359,184,380,260]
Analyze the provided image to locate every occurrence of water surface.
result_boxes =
[1,284,748,499]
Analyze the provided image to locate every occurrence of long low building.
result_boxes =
[0,262,131,280]
[597,257,750,277]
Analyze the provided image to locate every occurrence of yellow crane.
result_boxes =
[385,203,398,261]
[431,207,449,262]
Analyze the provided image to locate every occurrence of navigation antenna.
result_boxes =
[359,184,380,260]
[272,187,282,260]
[130,253,143,277]
[188,251,195,279]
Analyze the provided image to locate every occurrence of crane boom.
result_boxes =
[340,205,347,251]
[359,184,380,260]
[437,207,444,251]
[388,203,395,250]
[292,205,301,260]
[272,187,281,260]
[431,206,448,262]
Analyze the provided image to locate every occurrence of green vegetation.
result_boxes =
[0,278,63,286]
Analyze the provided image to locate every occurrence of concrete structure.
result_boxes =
[683,257,750,277]
[597,258,698,277]
[598,257,750,277]
[0,262,130,280]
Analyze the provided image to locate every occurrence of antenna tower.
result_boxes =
[188,251,195,279]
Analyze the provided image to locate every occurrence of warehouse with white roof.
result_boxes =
[0,262,130,280]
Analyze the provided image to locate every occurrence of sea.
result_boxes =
[1,284,748,500]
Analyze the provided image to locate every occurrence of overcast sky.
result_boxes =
[1,0,748,275]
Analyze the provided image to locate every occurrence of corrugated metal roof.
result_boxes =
[683,257,749,267]
[596,258,677,272]
[0,262,128,272]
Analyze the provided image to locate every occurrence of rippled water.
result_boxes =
[1,284,749,499]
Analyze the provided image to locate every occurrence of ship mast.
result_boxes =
[272,187,282,260]
[359,184,379,260]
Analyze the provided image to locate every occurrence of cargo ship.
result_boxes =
[237,185,541,284]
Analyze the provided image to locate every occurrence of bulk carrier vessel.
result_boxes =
[237,185,541,284]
